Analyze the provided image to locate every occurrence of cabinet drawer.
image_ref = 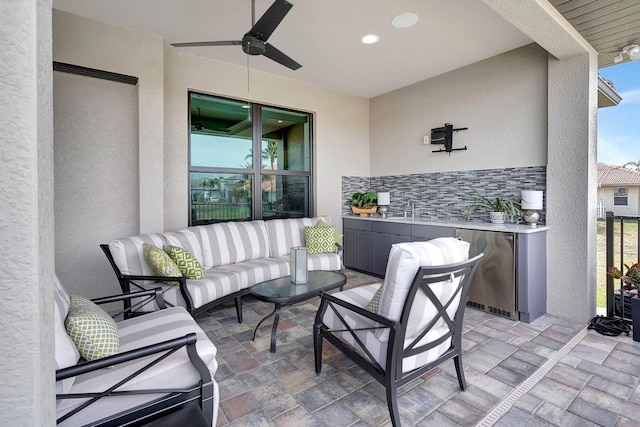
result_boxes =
[411,225,455,240]
[343,218,371,231]
[371,221,411,235]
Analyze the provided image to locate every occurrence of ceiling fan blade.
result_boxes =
[171,40,242,47]
[248,0,292,42]
[263,43,301,70]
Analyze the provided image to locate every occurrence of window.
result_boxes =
[189,92,313,224]
[614,187,628,206]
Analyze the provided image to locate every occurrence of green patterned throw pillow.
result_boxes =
[305,225,337,254]
[164,245,205,279]
[366,286,384,313]
[65,295,119,361]
[316,218,343,243]
[143,243,182,281]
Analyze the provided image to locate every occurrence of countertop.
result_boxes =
[342,215,549,234]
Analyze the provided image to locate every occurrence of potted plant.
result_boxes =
[462,191,520,224]
[607,263,640,340]
[350,191,377,216]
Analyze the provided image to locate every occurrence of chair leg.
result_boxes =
[235,297,243,323]
[454,354,467,390]
[386,383,400,427]
[313,324,323,374]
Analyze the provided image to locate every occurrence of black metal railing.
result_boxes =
[191,202,251,224]
[605,211,640,318]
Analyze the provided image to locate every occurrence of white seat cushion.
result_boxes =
[56,307,217,427]
[376,238,469,341]
[131,268,244,312]
[218,257,290,288]
[322,284,452,373]
[54,277,81,398]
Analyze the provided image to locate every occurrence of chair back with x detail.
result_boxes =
[314,238,483,427]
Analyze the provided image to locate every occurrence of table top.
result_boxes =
[250,270,347,304]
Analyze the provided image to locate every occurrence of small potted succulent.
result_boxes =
[462,191,520,224]
[350,191,377,217]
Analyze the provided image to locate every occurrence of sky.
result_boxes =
[597,60,640,167]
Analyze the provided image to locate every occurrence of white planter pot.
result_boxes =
[489,212,505,224]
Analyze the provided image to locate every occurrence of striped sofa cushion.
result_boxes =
[376,238,470,342]
[56,307,219,427]
[277,252,342,271]
[322,284,451,373]
[198,220,269,268]
[266,216,331,257]
[218,257,290,288]
[130,269,244,312]
[162,228,206,268]
[108,234,166,276]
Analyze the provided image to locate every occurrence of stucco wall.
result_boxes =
[369,43,548,176]
[163,48,370,231]
[53,9,165,234]
[0,0,55,425]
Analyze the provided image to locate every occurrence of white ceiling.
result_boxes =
[52,0,533,98]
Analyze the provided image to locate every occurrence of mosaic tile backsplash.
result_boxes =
[342,166,546,224]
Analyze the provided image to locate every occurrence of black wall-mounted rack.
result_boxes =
[431,123,468,155]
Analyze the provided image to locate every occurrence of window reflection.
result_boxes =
[190,172,252,224]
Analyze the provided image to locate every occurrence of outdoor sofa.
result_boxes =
[101,217,342,320]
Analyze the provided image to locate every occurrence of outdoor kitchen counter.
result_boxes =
[342,215,548,323]
[341,215,549,233]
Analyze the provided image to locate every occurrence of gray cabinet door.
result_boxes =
[371,232,411,276]
[411,224,456,241]
[343,219,372,271]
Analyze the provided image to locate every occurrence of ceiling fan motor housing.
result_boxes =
[242,35,266,55]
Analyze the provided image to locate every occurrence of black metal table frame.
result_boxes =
[251,272,347,353]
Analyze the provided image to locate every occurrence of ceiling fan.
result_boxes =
[171,0,301,71]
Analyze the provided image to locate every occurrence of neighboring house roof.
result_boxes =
[598,162,640,186]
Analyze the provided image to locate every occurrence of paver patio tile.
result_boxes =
[220,391,261,422]
[567,398,619,427]
[494,407,551,427]
[272,405,321,427]
[529,378,580,409]
[546,363,591,389]
[577,360,636,385]
[416,410,462,426]
[437,398,485,426]
[513,393,543,413]
[311,402,360,427]
[587,374,634,400]
[568,343,610,364]
[339,388,393,426]
[536,401,600,427]
[295,378,349,413]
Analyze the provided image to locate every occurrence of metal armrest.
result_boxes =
[57,333,199,381]
[121,274,195,313]
[91,288,166,310]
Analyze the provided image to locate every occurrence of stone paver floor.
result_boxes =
[195,270,640,426]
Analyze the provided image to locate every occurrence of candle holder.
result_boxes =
[290,246,308,284]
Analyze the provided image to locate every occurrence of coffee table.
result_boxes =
[251,270,347,353]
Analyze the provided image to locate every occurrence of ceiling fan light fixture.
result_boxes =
[392,12,419,29]
[361,34,380,45]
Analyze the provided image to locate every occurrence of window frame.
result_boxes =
[613,187,628,206]
[188,91,314,225]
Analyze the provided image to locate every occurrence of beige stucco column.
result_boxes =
[481,0,599,322]
[547,53,598,321]
[0,0,55,425]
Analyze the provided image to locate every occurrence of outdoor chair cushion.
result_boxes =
[321,284,452,373]
[375,238,470,341]
[108,233,166,276]
[57,307,219,427]
[266,216,331,257]
[198,220,270,268]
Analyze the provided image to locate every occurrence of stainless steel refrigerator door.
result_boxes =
[456,229,516,318]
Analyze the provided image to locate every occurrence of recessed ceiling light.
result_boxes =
[361,34,380,45]
[392,12,419,29]
[241,104,250,109]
